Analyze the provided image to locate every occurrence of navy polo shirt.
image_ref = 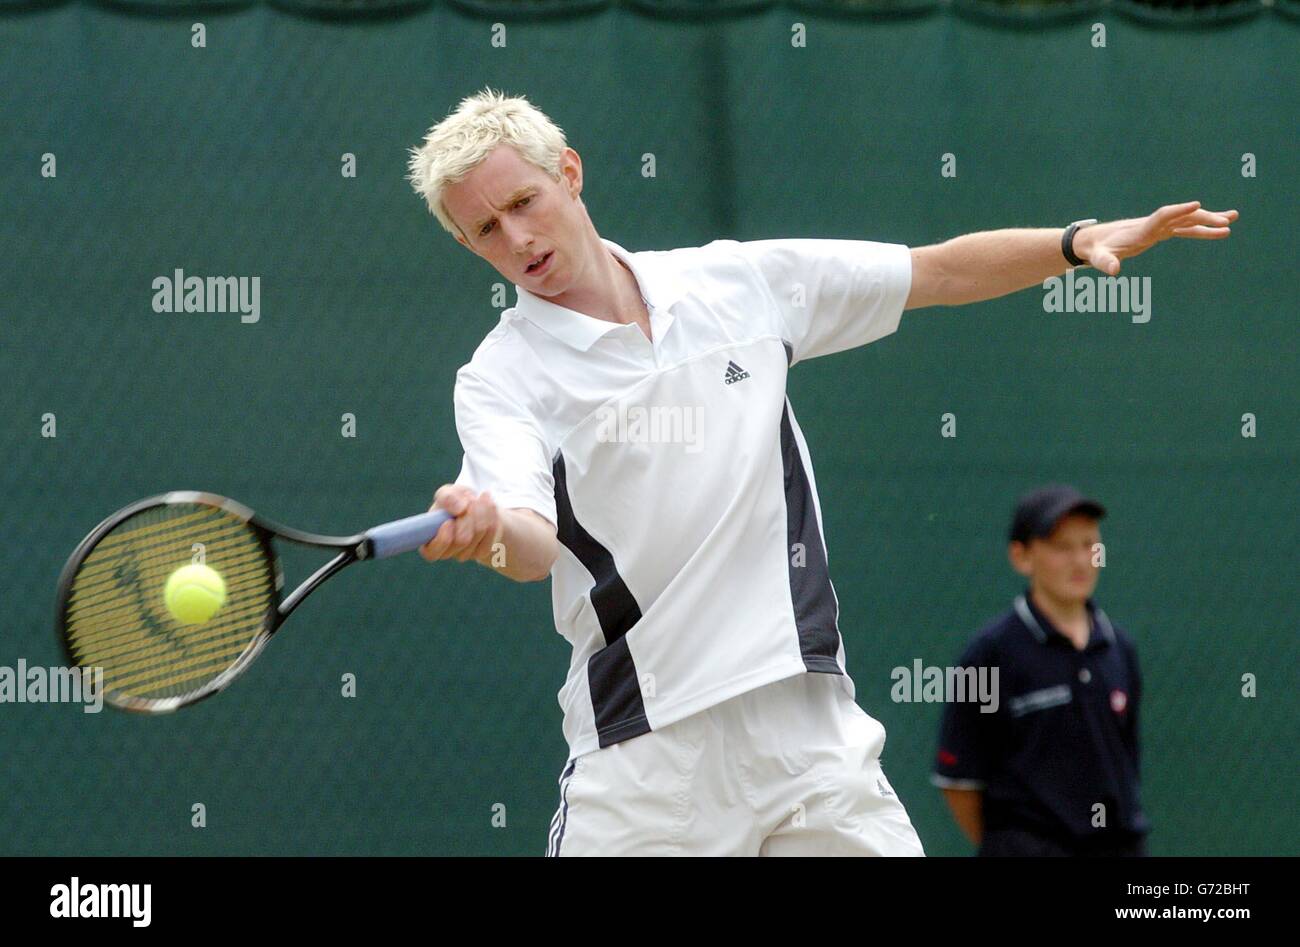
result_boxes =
[932,592,1150,845]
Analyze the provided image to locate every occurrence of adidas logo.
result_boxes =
[723,360,750,385]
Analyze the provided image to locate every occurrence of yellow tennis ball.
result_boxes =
[164,563,227,624]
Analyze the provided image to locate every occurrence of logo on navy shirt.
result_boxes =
[1110,689,1128,714]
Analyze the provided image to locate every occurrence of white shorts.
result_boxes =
[545,672,925,856]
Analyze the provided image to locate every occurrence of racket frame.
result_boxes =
[55,490,379,714]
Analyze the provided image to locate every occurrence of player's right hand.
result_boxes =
[419,485,502,565]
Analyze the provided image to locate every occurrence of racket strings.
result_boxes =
[77,603,268,676]
[69,558,268,640]
[69,524,268,604]
[63,503,277,704]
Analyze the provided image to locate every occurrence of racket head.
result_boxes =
[56,492,284,713]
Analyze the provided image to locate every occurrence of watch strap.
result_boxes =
[1062,218,1098,268]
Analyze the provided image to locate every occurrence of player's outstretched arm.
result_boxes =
[904,201,1238,310]
[418,484,559,583]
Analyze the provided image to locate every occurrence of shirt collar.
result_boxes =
[1014,591,1115,650]
[512,238,689,352]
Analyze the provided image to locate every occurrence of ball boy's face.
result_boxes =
[1008,513,1103,605]
[442,144,588,297]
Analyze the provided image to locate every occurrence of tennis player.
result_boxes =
[406,89,1236,856]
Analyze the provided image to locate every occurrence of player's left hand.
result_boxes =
[1076,201,1239,276]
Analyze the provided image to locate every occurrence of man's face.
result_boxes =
[1009,513,1102,605]
[442,144,587,296]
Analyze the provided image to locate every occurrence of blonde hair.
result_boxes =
[407,88,568,238]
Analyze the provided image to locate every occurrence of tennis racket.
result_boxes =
[55,491,453,714]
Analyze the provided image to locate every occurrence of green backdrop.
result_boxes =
[2,1,1295,856]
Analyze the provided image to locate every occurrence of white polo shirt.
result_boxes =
[453,236,912,759]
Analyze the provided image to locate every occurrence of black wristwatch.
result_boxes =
[1062,218,1097,268]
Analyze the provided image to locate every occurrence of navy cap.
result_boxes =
[1009,485,1106,544]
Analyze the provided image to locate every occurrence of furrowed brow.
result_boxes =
[473,187,535,231]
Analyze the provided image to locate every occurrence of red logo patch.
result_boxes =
[1110,690,1128,714]
[938,748,958,767]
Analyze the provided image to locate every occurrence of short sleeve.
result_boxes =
[931,636,1000,791]
[729,238,912,365]
[452,367,557,528]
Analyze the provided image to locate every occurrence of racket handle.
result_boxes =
[365,509,454,560]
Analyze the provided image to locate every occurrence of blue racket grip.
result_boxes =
[365,509,455,560]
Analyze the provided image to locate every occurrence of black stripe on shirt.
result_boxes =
[552,451,650,746]
[779,401,844,673]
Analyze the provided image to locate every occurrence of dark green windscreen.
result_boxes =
[2,2,1295,855]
